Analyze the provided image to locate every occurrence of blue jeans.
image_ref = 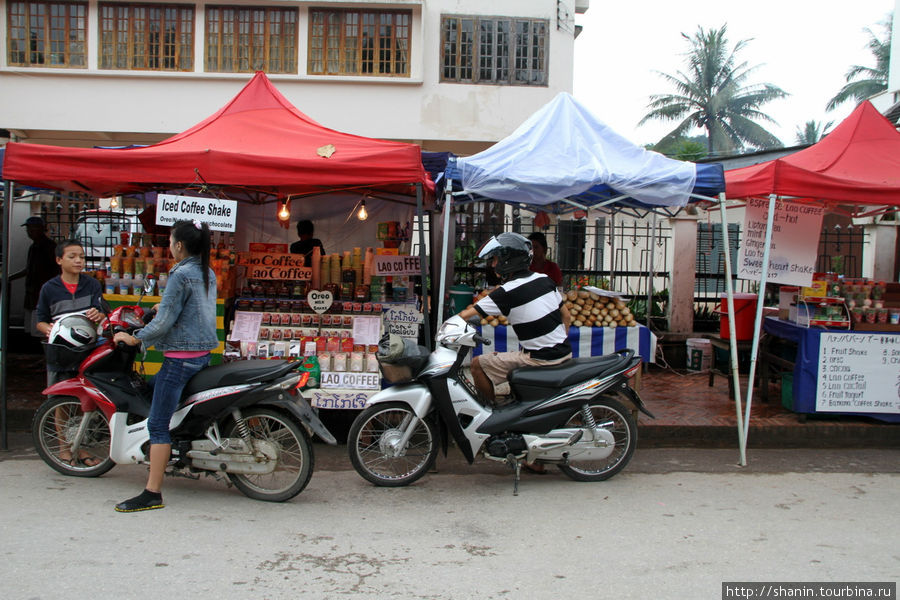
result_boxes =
[147,354,210,445]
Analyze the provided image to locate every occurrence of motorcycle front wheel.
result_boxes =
[348,402,438,487]
[556,395,637,482]
[32,396,115,477]
[226,408,314,502]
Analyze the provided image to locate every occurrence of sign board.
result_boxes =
[738,198,824,287]
[816,332,900,414]
[385,321,419,338]
[352,316,382,346]
[307,290,333,314]
[320,371,382,390]
[229,311,262,341]
[382,304,423,324]
[157,194,238,232]
[374,255,421,276]
[238,253,312,280]
[306,389,373,410]
[248,242,288,254]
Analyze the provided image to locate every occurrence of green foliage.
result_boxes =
[794,120,833,145]
[827,19,891,111]
[640,24,788,155]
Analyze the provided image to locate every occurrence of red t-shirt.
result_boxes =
[530,260,563,286]
[62,279,79,295]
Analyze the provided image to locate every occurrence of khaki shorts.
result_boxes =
[476,350,572,386]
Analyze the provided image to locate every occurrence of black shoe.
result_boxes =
[115,489,164,513]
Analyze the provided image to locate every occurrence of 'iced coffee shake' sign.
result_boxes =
[737,197,824,287]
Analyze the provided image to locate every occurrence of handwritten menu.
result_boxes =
[816,332,900,414]
[738,197,824,287]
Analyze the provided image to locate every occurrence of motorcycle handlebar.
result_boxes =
[474,335,491,346]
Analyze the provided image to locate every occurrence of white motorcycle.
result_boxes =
[347,315,653,494]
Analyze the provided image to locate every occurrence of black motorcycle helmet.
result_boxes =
[477,232,533,278]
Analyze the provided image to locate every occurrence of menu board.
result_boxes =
[738,197,824,287]
[816,332,900,413]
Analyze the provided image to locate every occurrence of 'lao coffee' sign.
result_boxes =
[238,253,312,281]
[374,255,421,275]
[156,194,238,232]
[737,198,824,287]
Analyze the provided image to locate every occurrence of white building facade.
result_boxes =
[0,0,588,150]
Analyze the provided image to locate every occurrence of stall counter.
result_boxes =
[473,323,657,364]
[763,317,900,422]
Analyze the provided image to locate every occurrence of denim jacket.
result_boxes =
[136,256,218,352]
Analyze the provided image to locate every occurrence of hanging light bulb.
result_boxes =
[277,198,291,222]
[109,196,119,209]
[357,198,368,221]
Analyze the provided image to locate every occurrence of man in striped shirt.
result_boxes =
[458,233,572,404]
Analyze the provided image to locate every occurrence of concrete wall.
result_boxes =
[0,0,579,148]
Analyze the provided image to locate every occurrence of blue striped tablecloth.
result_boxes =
[474,324,657,363]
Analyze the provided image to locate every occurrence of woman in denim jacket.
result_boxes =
[113,219,218,512]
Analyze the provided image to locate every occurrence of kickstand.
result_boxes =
[506,454,521,496]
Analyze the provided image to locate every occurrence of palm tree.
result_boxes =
[794,120,833,145]
[640,25,788,155]
[826,20,891,111]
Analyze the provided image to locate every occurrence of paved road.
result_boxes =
[2,440,898,599]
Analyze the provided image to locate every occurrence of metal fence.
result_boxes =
[452,203,868,323]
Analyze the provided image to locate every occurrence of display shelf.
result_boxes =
[793,296,850,330]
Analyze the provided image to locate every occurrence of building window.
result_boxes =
[7,1,87,67]
[205,6,297,73]
[308,8,410,77]
[99,3,194,71]
[441,15,547,85]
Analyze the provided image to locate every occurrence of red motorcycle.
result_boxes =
[32,303,336,502]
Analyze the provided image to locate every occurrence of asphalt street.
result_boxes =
[1,439,898,599]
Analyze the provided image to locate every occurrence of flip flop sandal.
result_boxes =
[78,455,103,468]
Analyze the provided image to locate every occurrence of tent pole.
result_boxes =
[1,178,13,451]
[415,183,432,348]
[645,212,657,328]
[436,180,453,324]
[741,194,778,461]
[717,193,746,465]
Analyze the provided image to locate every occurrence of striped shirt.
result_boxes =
[474,272,570,359]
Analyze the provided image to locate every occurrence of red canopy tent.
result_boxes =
[721,100,900,465]
[1,71,432,201]
[726,100,900,212]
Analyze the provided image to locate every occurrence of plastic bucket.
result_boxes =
[449,285,475,314]
[719,293,757,341]
[686,338,712,372]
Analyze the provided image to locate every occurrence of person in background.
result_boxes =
[10,216,60,337]
[527,231,563,287]
[35,239,105,467]
[290,219,325,265]
[112,220,218,513]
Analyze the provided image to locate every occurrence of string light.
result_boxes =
[277,198,291,222]
[357,198,368,221]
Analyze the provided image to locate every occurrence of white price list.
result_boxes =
[816,332,900,414]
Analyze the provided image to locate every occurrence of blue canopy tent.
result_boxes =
[435,92,726,323]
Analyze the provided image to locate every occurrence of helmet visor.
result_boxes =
[476,236,504,260]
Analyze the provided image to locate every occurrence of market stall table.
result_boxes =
[762,317,900,422]
[473,323,657,363]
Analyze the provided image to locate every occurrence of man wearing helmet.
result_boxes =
[457,232,572,405]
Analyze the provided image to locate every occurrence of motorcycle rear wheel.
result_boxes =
[225,408,314,502]
[348,402,438,487]
[556,395,637,482]
[32,396,115,477]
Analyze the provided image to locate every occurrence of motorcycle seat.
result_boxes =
[183,359,297,396]
[508,353,630,389]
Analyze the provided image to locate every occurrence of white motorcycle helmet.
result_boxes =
[48,313,98,349]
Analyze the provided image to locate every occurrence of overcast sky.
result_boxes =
[572,0,894,150]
